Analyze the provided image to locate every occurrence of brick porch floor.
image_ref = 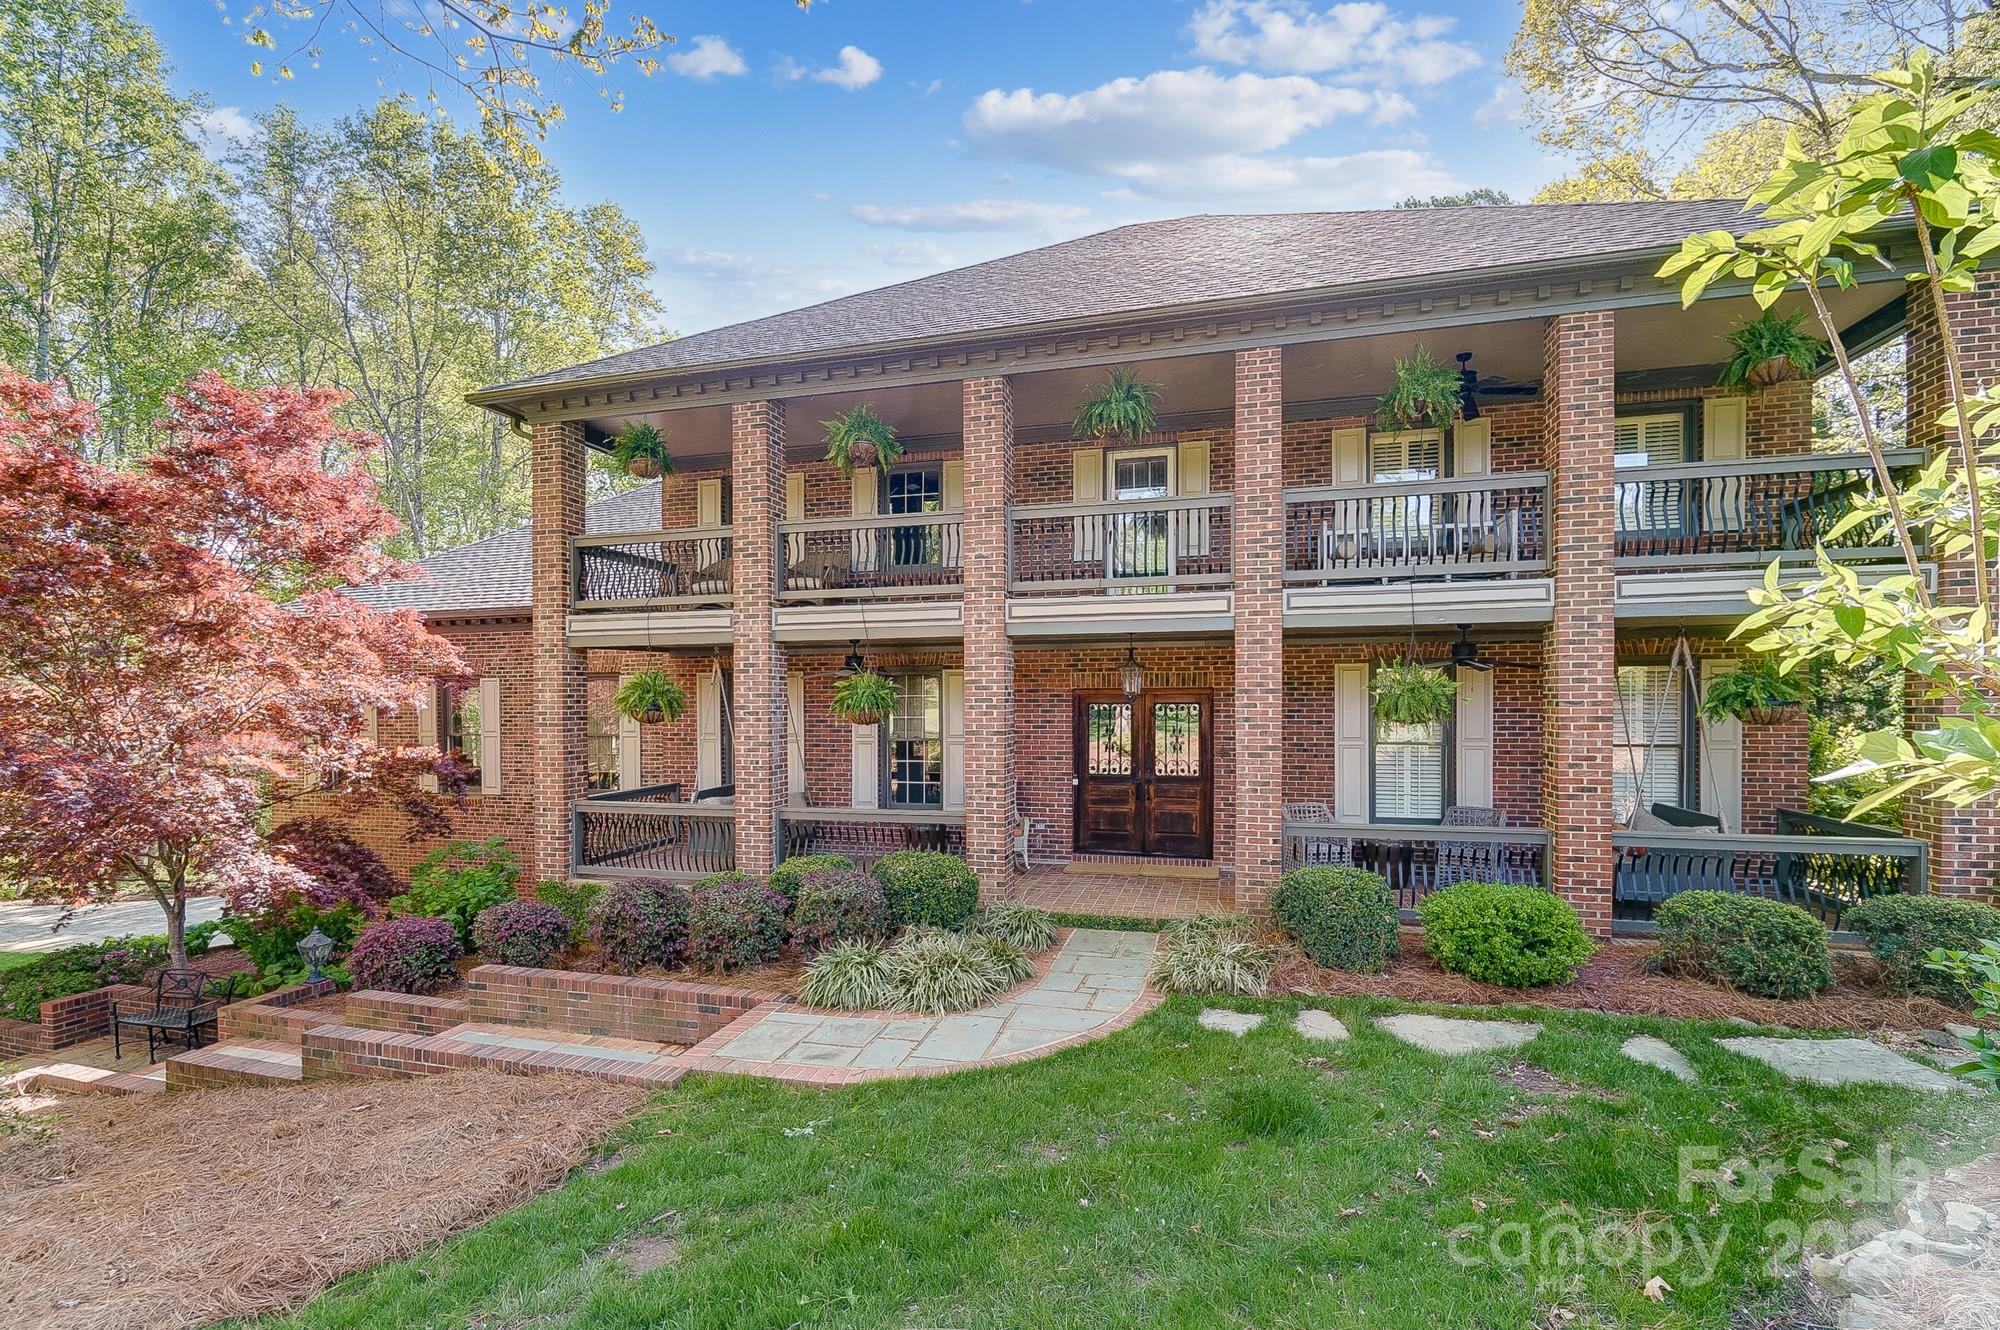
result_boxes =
[997,867,1234,920]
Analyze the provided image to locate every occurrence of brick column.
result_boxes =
[962,376,1017,892]
[730,400,786,876]
[1233,347,1286,912]
[530,419,589,882]
[1539,312,1617,933]
[1904,277,2000,897]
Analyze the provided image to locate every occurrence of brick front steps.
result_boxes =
[300,1021,687,1088]
[9,1062,166,1096]
[166,1039,303,1090]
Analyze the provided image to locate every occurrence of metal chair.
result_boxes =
[1436,805,1505,887]
[1283,801,1350,866]
[112,968,234,1063]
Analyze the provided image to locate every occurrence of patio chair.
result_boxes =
[1283,801,1350,866]
[1436,805,1505,887]
[112,968,235,1063]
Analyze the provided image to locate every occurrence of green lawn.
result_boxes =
[254,997,1992,1330]
[0,950,47,974]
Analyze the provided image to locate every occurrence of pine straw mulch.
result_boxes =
[0,1070,645,1330]
[1271,930,1972,1033]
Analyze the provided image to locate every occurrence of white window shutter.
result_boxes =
[1334,663,1370,824]
[696,477,725,529]
[1331,427,1367,485]
[1698,659,1743,833]
[362,705,379,745]
[1454,668,1493,808]
[785,471,805,523]
[850,468,878,571]
[1701,397,1748,532]
[941,668,965,810]
[1070,447,1104,561]
[415,692,438,792]
[787,671,805,802]
[941,460,964,512]
[616,675,643,791]
[1176,439,1212,558]
[477,676,502,796]
[849,716,880,808]
[1453,417,1491,478]
[696,673,724,791]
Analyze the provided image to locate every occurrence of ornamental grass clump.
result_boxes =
[470,900,572,969]
[1147,917,1279,996]
[586,878,692,973]
[971,901,1058,952]
[970,934,1035,984]
[789,869,891,957]
[348,916,462,995]
[797,940,895,1011]
[685,877,789,973]
[886,929,1009,1015]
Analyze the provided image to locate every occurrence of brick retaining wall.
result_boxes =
[214,980,340,1043]
[465,965,783,1045]
[343,990,470,1037]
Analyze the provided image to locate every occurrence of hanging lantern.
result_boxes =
[1118,639,1145,698]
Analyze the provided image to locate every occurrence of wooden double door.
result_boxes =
[1073,690,1213,859]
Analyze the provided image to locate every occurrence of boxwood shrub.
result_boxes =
[789,869,891,957]
[685,877,789,973]
[586,879,692,973]
[1843,894,2000,1005]
[1416,882,1594,988]
[872,851,980,929]
[1654,891,1832,999]
[347,916,462,995]
[768,854,854,904]
[1274,867,1399,973]
[471,899,572,969]
[532,878,604,942]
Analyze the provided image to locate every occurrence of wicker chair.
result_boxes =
[1282,801,1350,867]
[1436,805,1505,887]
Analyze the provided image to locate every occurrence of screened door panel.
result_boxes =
[1107,452,1173,584]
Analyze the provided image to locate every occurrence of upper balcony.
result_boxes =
[777,511,965,642]
[1006,493,1235,637]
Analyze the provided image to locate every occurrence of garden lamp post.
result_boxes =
[297,927,335,984]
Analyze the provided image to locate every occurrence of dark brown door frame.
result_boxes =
[1071,690,1214,860]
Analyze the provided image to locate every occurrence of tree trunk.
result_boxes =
[159,880,188,969]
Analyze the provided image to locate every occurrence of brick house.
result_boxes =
[311,202,1974,933]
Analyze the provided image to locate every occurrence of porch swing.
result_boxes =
[1614,635,1737,912]
[1617,634,1727,832]
[693,648,736,804]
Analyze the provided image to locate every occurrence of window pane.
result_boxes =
[450,688,483,787]
[1152,702,1201,777]
[1085,703,1133,776]
[1373,719,1443,821]
[887,673,943,808]
[587,679,620,791]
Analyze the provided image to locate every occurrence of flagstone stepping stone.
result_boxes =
[1197,1009,1266,1036]
[1292,1009,1349,1042]
[1719,1036,1963,1095]
[1620,1035,1696,1082]
[1375,1013,1540,1054]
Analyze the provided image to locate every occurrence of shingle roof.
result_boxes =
[342,481,663,615]
[482,201,1760,396]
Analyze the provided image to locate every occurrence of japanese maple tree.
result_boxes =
[0,369,467,965]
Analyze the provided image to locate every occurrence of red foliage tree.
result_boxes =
[0,370,466,965]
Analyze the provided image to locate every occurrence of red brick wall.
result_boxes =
[465,964,779,1045]
[962,376,1018,887]
[730,401,787,874]
[1233,348,1285,909]
[531,420,589,882]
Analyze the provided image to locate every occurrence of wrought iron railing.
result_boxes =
[779,512,963,600]
[1613,449,1925,568]
[1611,811,1924,930]
[1281,822,1551,909]
[1009,495,1232,595]
[779,807,966,867]
[571,786,736,879]
[1282,472,1550,583]
[573,527,734,611]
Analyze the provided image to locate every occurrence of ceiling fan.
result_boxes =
[1455,352,1538,421]
[1446,624,1527,672]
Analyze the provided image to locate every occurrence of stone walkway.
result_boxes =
[0,896,224,953]
[684,928,1162,1085]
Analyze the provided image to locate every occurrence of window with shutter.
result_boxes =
[586,677,620,791]
[884,672,944,808]
[1367,431,1441,545]
[1614,412,1689,535]
[1373,719,1445,822]
[1612,664,1690,821]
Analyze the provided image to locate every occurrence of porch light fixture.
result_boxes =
[296,927,335,984]
[1118,638,1145,698]
[835,638,867,680]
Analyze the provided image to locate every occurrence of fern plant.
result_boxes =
[1375,345,1462,434]
[1698,658,1807,725]
[608,421,674,480]
[1371,659,1457,728]
[822,404,902,474]
[1719,310,1825,389]
[830,671,899,726]
[1073,367,1163,440]
[613,671,688,725]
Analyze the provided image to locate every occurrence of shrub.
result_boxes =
[1653,891,1832,999]
[219,901,363,989]
[267,817,403,913]
[532,878,604,942]
[586,879,692,973]
[0,935,173,1022]
[1845,894,2000,1005]
[797,940,894,1011]
[971,902,1058,952]
[789,869,891,957]
[471,900,573,969]
[768,854,854,903]
[394,838,521,948]
[873,851,980,929]
[886,929,1009,1015]
[1148,918,1278,996]
[685,878,789,973]
[693,870,747,889]
[1417,883,1595,988]
[1927,940,2000,1090]
[1274,867,1399,974]
[347,916,462,995]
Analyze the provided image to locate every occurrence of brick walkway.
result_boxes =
[682,928,1163,1086]
[1004,868,1233,920]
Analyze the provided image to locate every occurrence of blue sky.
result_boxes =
[141,1,1555,338]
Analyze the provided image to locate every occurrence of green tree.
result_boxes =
[1394,189,1513,208]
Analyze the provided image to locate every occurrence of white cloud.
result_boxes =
[664,246,853,325]
[963,69,1400,174]
[773,55,807,83]
[847,198,1093,232]
[1473,81,1526,127]
[1108,148,1460,208]
[814,45,883,91]
[191,105,258,154]
[862,239,956,269]
[667,35,747,81]
[1188,0,1480,85]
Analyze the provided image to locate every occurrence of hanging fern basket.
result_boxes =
[1741,702,1803,727]
[613,672,688,726]
[1744,356,1797,388]
[1371,658,1457,730]
[609,421,675,482]
[830,671,899,728]
[823,405,902,476]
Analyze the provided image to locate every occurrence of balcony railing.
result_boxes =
[1009,495,1232,595]
[1282,473,1550,583]
[1614,449,1926,568]
[1611,809,1924,930]
[571,785,736,879]
[780,512,963,601]
[574,527,733,611]
[1281,822,1552,909]
[779,806,965,866]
